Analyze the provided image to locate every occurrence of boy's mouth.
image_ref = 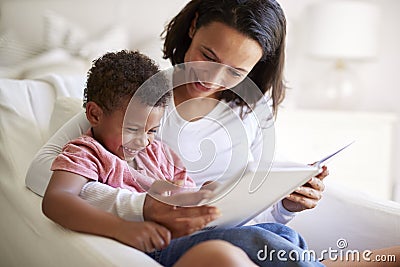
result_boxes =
[123,146,139,158]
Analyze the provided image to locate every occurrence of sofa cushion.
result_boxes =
[49,96,83,137]
[0,75,85,182]
[0,79,55,181]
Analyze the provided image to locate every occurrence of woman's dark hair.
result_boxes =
[162,0,287,116]
[84,50,170,114]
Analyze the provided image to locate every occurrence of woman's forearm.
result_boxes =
[25,112,89,196]
[80,181,146,221]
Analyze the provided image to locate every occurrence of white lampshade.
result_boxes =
[307,0,380,60]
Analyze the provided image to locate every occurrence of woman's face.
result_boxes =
[183,21,263,99]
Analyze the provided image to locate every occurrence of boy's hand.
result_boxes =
[112,220,171,253]
[143,194,220,238]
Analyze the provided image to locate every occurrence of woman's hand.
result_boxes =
[113,220,171,253]
[143,194,220,238]
[282,166,329,212]
[148,180,213,206]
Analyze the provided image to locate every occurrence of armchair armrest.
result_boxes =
[288,180,400,253]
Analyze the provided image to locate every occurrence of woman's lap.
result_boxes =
[148,223,324,267]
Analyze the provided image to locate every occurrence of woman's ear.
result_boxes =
[189,12,199,38]
[86,102,103,126]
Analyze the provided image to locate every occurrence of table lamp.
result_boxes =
[305,0,380,109]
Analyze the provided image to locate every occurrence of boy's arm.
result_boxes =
[42,171,171,252]
[42,171,126,238]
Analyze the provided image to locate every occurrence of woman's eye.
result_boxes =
[228,69,243,78]
[202,52,215,62]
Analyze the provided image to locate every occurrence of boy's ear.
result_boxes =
[86,102,103,126]
[189,12,198,38]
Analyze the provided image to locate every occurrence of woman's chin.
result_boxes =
[187,82,221,98]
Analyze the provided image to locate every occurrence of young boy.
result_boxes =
[42,50,257,267]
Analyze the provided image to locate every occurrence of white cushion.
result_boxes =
[289,180,400,253]
[7,48,89,79]
[43,10,86,51]
[49,97,83,137]
[77,25,129,61]
[0,75,86,181]
[1,10,129,79]
[42,10,129,61]
[0,30,42,67]
[0,79,55,180]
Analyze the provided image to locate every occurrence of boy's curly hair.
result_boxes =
[83,50,170,114]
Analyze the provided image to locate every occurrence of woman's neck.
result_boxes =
[173,85,220,122]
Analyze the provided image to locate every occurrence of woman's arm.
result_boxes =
[80,181,147,221]
[25,112,89,196]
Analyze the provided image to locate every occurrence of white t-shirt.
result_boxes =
[159,99,261,185]
[25,96,295,224]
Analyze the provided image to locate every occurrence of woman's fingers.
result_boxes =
[153,189,214,206]
[142,239,154,253]
[315,165,329,180]
[282,166,328,212]
[151,225,171,250]
[143,195,221,238]
[171,208,221,237]
[306,176,326,192]
[285,192,319,209]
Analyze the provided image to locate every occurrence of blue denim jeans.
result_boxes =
[147,223,324,267]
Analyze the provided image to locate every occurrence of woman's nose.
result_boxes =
[201,65,225,87]
[197,63,239,88]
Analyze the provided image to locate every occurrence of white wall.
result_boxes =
[280,0,400,113]
[279,0,400,201]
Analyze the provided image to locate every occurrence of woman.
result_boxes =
[26,0,327,266]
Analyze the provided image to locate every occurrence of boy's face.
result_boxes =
[94,100,164,162]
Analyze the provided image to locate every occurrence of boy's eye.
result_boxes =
[125,127,138,133]
[148,129,158,134]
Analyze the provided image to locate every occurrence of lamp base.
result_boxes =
[297,60,362,110]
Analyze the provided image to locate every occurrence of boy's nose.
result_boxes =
[132,134,149,149]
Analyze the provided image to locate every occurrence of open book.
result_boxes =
[196,141,354,231]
